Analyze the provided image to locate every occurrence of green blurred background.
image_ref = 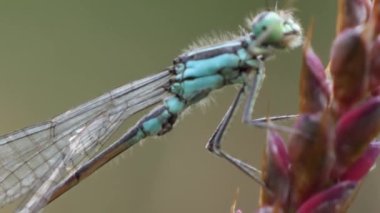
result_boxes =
[0,0,379,212]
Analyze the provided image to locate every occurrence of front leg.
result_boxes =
[206,62,267,186]
[206,62,297,188]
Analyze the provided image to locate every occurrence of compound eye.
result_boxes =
[261,26,267,31]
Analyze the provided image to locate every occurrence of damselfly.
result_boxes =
[0,7,302,213]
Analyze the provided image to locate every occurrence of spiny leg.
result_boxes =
[206,62,297,188]
[242,62,299,134]
[253,114,298,123]
[205,86,265,184]
[206,62,265,187]
[205,88,293,187]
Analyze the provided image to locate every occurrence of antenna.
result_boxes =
[264,0,279,11]
[275,0,278,11]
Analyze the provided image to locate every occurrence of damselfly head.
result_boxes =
[249,10,303,49]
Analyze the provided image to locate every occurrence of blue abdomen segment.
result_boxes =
[141,107,173,135]
[170,75,224,101]
[164,96,185,114]
[175,53,240,80]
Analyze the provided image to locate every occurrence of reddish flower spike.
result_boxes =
[369,36,380,95]
[336,0,371,33]
[335,96,380,172]
[261,130,291,206]
[300,43,330,113]
[297,181,357,213]
[340,141,380,181]
[330,28,368,114]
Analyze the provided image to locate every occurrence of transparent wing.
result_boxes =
[0,70,172,207]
